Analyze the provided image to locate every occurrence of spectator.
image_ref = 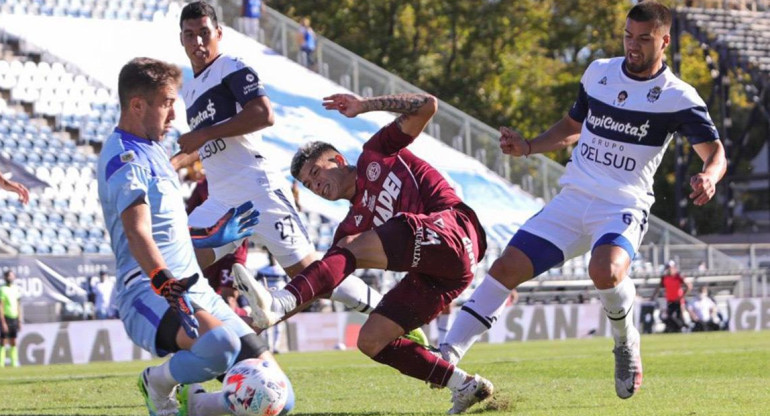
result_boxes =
[256,253,289,353]
[688,286,720,332]
[296,17,317,69]
[651,260,692,333]
[0,270,22,367]
[240,0,264,41]
[93,271,116,319]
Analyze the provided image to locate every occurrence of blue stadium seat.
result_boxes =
[36,242,53,254]
[26,227,42,241]
[26,152,42,163]
[1,211,15,224]
[32,211,47,225]
[73,227,88,240]
[19,244,35,255]
[48,212,63,224]
[98,242,111,254]
[82,242,98,253]
[12,152,26,163]
[58,227,73,241]
[51,243,67,255]
[88,226,104,239]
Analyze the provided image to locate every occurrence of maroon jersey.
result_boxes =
[333,122,463,243]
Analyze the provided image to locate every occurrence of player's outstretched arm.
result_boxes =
[323,93,437,137]
[0,172,29,205]
[689,140,726,206]
[500,114,582,158]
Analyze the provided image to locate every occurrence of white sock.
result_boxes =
[597,276,639,344]
[149,361,178,394]
[446,367,470,391]
[444,274,511,360]
[436,313,451,344]
[271,289,298,315]
[329,275,383,314]
[194,392,229,416]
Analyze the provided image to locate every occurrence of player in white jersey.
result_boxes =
[98,57,292,416]
[171,1,428,345]
[441,1,726,400]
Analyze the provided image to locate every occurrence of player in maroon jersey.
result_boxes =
[238,92,494,414]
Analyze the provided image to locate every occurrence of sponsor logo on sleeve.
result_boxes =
[119,150,136,163]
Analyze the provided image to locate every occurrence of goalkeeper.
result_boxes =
[98,57,288,416]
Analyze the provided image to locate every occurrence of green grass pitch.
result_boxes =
[1,331,768,415]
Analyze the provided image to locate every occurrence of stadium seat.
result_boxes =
[1,211,15,224]
[82,242,98,253]
[19,244,35,255]
[66,243,82,255]
[73,227,88,240]
[97,242,111,254]
[51,243,66,255]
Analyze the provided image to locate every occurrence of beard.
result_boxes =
[625,54,657,75]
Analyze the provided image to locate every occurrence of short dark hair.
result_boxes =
[627,1,672,32]
[118,57,181,109]
[180,1,219,29]
[290,141,341,179]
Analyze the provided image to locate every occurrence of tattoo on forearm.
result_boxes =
[362,93,431,114]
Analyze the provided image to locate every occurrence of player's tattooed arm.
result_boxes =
[322,93,437,136]
[361,93,432,115]
[366,94,437,134]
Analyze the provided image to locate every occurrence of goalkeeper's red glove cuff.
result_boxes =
[150,268,175,295]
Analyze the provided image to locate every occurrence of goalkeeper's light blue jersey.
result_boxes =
[97,128,201,293]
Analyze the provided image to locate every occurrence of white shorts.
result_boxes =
[188,186,315,268]
[518,186,648,261]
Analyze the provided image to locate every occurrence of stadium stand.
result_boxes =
[674,1,770,232]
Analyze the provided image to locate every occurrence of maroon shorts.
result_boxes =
[373,206,486,331]
[203,242,248,292]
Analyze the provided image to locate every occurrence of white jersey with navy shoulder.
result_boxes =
[181,54,284,206]
[564,57,720,209]
[97,128,201,293]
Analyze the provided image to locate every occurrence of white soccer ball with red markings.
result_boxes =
[223,358,292,416]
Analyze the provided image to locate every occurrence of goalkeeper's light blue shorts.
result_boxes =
[117,274,253,357]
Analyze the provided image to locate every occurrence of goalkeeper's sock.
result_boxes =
[170,326,241,383]
[0,345,5,367]
[9,345,18,367]
[148,361,178,395]
[191,392,230,415]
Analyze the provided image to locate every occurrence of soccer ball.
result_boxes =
[223,358,293,416]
